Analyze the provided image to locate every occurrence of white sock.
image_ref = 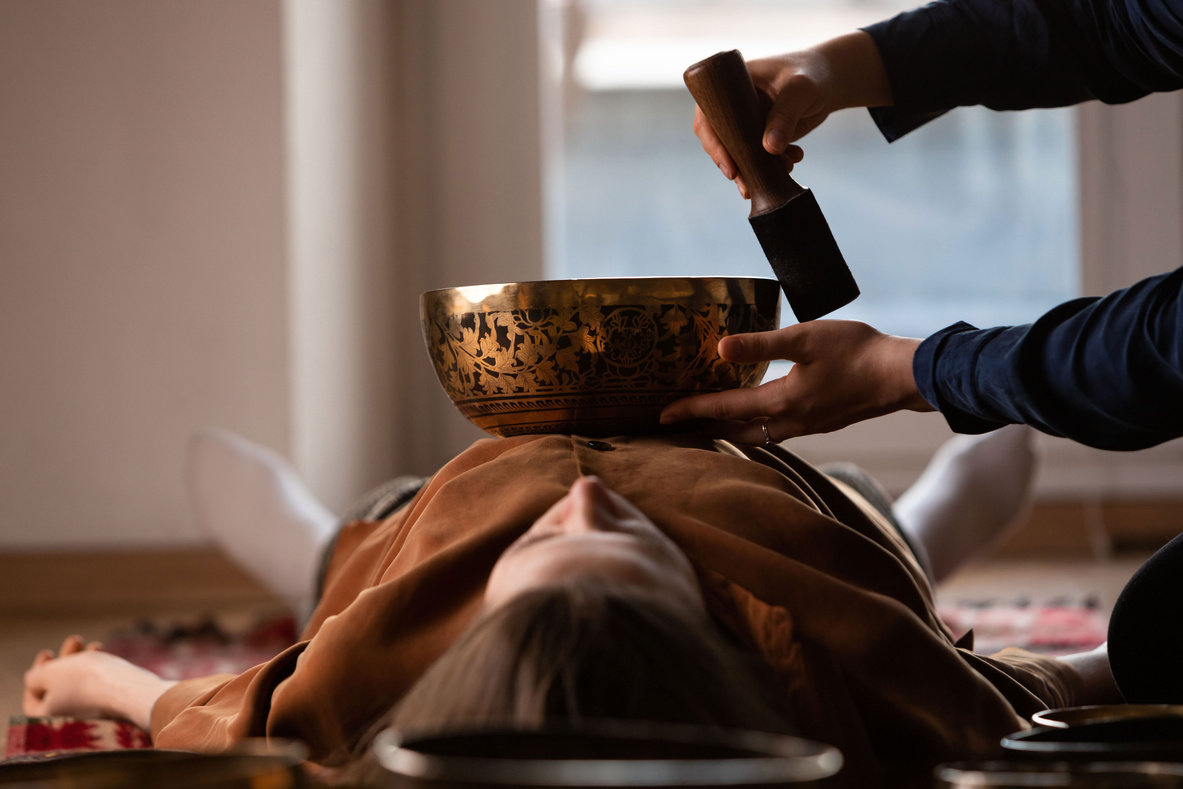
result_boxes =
[184,428,337,613]
[894,424,1037,583]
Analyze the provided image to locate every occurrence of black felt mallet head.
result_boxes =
[685,50,859,323]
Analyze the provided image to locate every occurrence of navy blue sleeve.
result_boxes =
[862,0,1183,140]
[912,267,1183,450]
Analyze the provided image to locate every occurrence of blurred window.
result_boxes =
[542,0,1079,339]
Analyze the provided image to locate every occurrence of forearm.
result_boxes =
[100,671,177,731]
[1058,644,1122,705]
[862,0,1172,140]
[914,267,1183,450]
[816,31,893,111]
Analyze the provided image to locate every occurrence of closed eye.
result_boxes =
[503,529,560,557]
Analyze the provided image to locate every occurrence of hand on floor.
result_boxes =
[23,634,176,730]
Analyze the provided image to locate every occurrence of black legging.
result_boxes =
[1107,531,1183,703]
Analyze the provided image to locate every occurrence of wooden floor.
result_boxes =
[0,549,281,721]
[938,552,1151,613]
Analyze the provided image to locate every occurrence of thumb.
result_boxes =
[763,74,821,154]
[718,325,814,364]
[23,659,51,714]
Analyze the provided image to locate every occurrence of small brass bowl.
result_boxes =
[421,277,780,437]
[935,761,1183,788]
[0,741,307,788]
[1001,717,1183,762]
[374,720,842,787]
[1032,705,1183,729]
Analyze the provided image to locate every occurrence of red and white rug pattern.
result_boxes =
[4,598,1110,760]
[937,597,1108,657]
[5,612,297,762]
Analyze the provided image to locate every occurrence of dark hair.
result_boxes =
[394,578,790,731]
[335,579,792,785]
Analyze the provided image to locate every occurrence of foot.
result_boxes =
[894,424,1036,583]
[184,428,336,612]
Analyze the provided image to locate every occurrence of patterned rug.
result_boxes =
[937,596,1108,657]
[100,612,298,680]
[5,611,297,762]
[4,598,1109,760]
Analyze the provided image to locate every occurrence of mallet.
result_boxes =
[685,50,859,322]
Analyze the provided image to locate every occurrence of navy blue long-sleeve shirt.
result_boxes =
[864,0,1183,140]
[914,269,1183,450]
[860,0,1183,449]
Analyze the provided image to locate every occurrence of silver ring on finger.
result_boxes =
[761,417,775,446]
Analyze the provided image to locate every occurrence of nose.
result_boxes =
[562,476,617,533]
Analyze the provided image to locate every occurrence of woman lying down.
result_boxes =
[23,427,1118,788]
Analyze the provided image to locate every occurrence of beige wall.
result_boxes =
[0,0,545,547]
[393,0,547,473]
[0,1,290,547]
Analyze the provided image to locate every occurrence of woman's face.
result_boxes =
[484,476,706,616]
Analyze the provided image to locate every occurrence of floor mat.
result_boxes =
[5,612,296,761]
[5,599,1108,760]
[101,612,298,680]
[937,596,1108,656]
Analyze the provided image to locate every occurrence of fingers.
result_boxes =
[706,417,783,446]
[661,378,789,425]
[59,635,86,656]
[660,327,817,424]
[717,325,813,365]
[698,109,805,194]
[27,636,97,671]
[23,636,98,713]
[663,321,925,440]
[696,58,811,190]
[763,73,823,154]
[23,688,45,716]
[659,395,797,446]
[24,636,88,715]
[693,104,739,181]
[23,653,53,715]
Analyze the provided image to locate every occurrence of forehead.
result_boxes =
[501,537,686,598]
[509,532,670,580]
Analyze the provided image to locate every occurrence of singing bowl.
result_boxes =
[935,761,1183,788]
[1001,717,1183,762]
[1032,705,1183,730]
[420,277,781,437]
[0,743,306,788]
[373,721,842,788]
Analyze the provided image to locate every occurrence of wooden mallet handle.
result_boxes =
[684,49,805,217]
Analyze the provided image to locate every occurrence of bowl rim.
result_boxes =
[935,759,1183,784]
[1002,718,1183,755]
[1032,704,1183,729]
[420,275,780,299]
[372,721,842,786]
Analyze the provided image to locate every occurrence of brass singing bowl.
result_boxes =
[1032,705,1183,729]
[373,720,842,787]
[1001,716,1183,762]
[0,741,307,788]
[420,277,781,437]
[935,761,1183,788]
